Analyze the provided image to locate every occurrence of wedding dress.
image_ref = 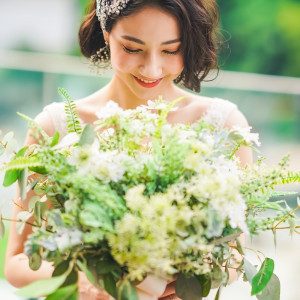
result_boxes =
[43,98,237,139]
[42,97,237,300]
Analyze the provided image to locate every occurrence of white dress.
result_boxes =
[42,97,237,300]
[43,97,237,139]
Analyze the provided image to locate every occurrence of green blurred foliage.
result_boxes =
[217,0,300,77]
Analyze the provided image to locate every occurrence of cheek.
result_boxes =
[110,47,137,72]
[167,56,184,75]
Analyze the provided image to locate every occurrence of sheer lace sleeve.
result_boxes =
[202,98,237,130]
[42,102,68,139]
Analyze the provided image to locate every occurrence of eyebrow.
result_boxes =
[121,35,181,45]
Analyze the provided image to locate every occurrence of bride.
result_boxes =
[5,0,252,299]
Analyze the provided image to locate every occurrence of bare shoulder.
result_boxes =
[224,107,249,129]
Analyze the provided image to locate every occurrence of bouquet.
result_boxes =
[0,89,299,300]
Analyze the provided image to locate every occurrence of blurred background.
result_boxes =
[0,0,299,299]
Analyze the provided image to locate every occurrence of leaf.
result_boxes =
[256,274,280,300]
[53,261,78,287]
[76,259,95,285]
[96,260,120,275]
[18,168,28,200]
[117,280,138,300]
[50,131,60,147]
[243,259,257,283]
[196,274,211,297]
[15,273,68,297]
[214,286,222,300]
[175,273,203,300]
[78,124,96,146]
[3,169,20,187]
[0,219,5,239]
[45,284,78,300]
[103,273,117,298]
[251,258,274,295]
[210,264,224,289]
[29,252,42,271]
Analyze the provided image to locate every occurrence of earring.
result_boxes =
[89,42,111,75]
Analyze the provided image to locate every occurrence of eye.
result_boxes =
[122,45,141,54]
[163,48,181,55]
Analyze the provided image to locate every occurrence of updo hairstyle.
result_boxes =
[79,0,220,93]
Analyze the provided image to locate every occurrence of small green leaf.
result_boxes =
[196,274,211,297]
[214,286,222,300]
[251,258,274,295]
[243,259,257,283]
[3,169,20,187]
[0,220,5,239]
[76,259,95,285]
[96,260,120,275]
[117,280,138,300]
[78,124,96,146]
[29,166,48,174]
[256,274,280,300]
[18,168,28,200]
[210,264,224,289]
[15,274,68,297]
[50,131,60,147]
[103,273,117,298]
[175,273,203,300]
[45,284,78,300]
[29,252,42,271]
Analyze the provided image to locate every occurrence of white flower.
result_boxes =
[53,132,79,149]
[95,100,123,120]
[141,99,178,111]
[231,126,261,146]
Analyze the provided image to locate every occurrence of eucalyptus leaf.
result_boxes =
[29,252,42,271]
[29,196,40,211]
[214,286,222,300]
[196,274,211,297]
[117,280,138,300]
[256,274,280,300]
[18,168,28,200]
[15,273,68,297]
[251,258,274,295]
[175,273,203,300]
[45,284,78,300]
[103,273,117,298]
[78,124,96,146]
[77,259,96,285]
[210,264,224,289]
[243,259,257,283]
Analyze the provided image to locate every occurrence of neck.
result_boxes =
[103,74,180,110]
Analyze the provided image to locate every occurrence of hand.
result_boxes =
[158,275,181,300]
[78,271,111,300]
[136,275,168,300]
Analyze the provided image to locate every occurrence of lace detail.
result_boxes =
[43,102,68,139]
[202,98,237,130]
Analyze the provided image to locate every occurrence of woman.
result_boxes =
[5,0,252,299]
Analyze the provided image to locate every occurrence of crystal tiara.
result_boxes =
[96,0,131,30]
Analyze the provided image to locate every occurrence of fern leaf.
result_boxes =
[0,157,42,172]
[58,88,82,135]
[17,112,50,145]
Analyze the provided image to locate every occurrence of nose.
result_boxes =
[138,52,163,79]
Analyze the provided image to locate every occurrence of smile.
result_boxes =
[133,75,163,88]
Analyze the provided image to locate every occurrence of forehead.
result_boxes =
[111,6,180,43]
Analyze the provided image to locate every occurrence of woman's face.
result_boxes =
[106,6,183,100]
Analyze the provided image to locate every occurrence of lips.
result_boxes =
[133,75,163,88]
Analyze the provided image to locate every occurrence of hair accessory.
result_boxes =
[96,0,131,30]
[89,42,111,75]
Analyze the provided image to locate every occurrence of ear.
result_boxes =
[103,30,110,44]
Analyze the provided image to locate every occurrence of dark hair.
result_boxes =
[79,0,219,92]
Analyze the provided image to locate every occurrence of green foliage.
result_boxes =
[175,274,203,300]
[58,88,82,135]
[218,0,300,77]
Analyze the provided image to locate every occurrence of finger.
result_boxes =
[159,280,177,297]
